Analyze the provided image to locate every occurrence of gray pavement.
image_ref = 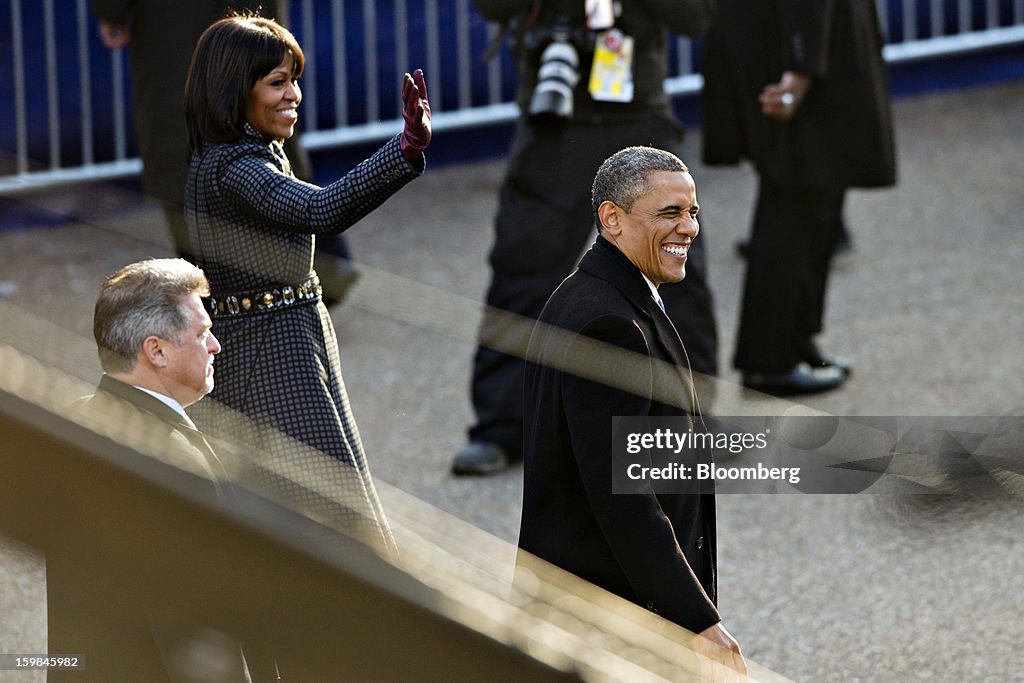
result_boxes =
[1,79,1023,681]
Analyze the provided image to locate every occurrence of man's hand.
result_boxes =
[759,70,812,122]
[98,20,131,50]
[694,622,748,680]
[399,69,431,162]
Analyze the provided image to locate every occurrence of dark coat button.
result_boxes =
[697,536,704,550]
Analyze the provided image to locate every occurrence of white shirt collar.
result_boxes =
[640,273,664,310]
[133,385,196,428]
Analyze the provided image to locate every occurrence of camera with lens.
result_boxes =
[523,20,593,123]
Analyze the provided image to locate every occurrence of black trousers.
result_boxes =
[469,115,719,453]
[733,178,846,373]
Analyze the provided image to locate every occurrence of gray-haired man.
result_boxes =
[519,147,745,675]
[88,257,221,469]
[49,258,251,682]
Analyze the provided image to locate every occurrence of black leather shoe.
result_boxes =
[451,442,515,476]
[794,339,852,377]
[315,255,360,307]
[743,362,847,397]
[804,356,852,377]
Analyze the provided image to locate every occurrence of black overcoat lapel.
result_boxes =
[579,238,698,414]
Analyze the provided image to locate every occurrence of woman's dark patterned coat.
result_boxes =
[185,124,421,552]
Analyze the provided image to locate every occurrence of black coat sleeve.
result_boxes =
[782,0,834,76]
[91,0,133,22]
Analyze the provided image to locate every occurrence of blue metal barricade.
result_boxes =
[1,0,1023,194]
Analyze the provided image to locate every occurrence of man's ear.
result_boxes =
[598,200,622,236]
[141,335,167,368]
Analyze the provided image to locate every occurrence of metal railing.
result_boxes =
[2,0,1023,195]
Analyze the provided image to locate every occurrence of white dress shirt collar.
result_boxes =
[640,273,664,311]
[133,386,196,428]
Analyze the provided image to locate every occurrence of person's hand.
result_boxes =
[759,70,812,122]
[98,20,131,50]
[399,69,431,162]
[693,623,748,680]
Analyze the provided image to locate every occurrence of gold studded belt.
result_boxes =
[207,275,322,318]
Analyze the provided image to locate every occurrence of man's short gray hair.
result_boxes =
[94,259,210,373]
[592,146,689,231]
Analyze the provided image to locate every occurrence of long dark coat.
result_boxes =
[702,0,896,189]
[185,127,420,552]
[519,236,720,633]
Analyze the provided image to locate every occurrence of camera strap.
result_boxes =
[482,1,544,64]
[481,22,509,64]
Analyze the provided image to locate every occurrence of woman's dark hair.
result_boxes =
[184,14,304,153]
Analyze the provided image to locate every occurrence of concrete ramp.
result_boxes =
[0,345,786,682]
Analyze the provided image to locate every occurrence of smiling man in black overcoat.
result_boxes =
[518,146,745,673]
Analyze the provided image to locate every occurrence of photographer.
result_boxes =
[454,0,719,475]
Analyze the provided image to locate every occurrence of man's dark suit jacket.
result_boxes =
[519,235,720,634]
[48,375,241,681]
[86,374,222,474]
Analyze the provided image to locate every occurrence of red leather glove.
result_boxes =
[399,69,431,162]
